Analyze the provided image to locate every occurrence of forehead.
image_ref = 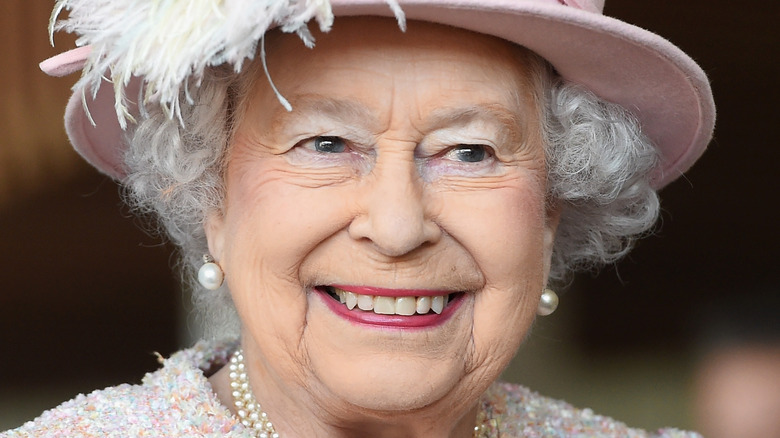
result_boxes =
[240,18,542,131]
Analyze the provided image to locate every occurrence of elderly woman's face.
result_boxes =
[207,19,557,418]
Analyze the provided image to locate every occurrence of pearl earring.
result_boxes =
[537,288,559,316]
[198,254,224,290]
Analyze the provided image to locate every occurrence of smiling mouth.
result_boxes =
[319,286,460,316]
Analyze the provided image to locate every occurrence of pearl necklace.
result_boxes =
[229,350,279,438]
[228,349,495,438]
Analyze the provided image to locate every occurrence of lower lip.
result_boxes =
[315,288,465,329]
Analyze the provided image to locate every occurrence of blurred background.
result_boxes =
[1,1,778,436]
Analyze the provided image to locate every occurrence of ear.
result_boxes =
[542,200,563,284]
[204,211,227,266]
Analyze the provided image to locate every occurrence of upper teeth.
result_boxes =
[333,288,449,315]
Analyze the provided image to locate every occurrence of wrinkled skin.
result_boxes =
[207,18,559,438]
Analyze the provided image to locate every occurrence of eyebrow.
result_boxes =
[424,104,528,147]
[273,94,381,131]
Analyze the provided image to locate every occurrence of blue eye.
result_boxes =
[446,145,489,162]
[313,136,347,153]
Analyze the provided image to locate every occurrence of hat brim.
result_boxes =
[49,0,715,188]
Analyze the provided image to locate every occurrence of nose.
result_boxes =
[348,154,441,257]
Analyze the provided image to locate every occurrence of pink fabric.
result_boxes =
[40,0,715,188]
[561,0,603,13]
[63,78,138,179]
[39,46,91,77]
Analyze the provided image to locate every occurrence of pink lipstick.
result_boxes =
[315,285,464,329]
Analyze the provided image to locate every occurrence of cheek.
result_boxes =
[224,157,358,272]
[437,181,547,288]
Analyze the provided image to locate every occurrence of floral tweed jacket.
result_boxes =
[2,341,701,437]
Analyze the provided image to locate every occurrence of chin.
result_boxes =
[319,357,465,412]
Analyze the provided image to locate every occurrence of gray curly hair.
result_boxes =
[123,46,659,339]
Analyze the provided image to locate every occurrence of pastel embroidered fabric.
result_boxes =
[2,341,701,437]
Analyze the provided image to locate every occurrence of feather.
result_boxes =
[50,0,344,128]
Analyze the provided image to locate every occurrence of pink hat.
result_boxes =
[41,0,714,188]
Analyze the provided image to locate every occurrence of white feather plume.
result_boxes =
[50,0,340,128]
